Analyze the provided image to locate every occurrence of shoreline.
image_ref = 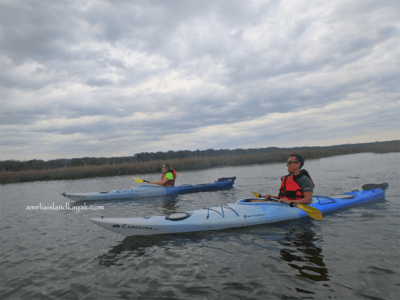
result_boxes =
[1,142,398,184]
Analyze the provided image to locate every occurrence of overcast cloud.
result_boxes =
[1,0,399,161]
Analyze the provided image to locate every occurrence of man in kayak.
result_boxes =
[256,154,314,205]
[149,164,177,187]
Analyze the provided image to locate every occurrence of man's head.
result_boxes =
[286,154,304,174]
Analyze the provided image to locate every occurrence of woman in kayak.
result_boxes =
[149,164,177,187]
[255,154,314,205]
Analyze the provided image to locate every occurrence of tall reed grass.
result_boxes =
[1,142,398,184]
[0,152,291,184]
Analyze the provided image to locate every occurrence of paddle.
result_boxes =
[252,192,323,221]
[132,177,149,184]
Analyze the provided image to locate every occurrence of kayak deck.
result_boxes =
[62,177,236,201]
[90,183,388,236]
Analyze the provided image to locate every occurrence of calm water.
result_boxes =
[1,153,399,299]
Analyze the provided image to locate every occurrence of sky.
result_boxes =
[1,0,399,161]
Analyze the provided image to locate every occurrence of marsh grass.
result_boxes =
[1,141,398,184]
[0,153,288,184]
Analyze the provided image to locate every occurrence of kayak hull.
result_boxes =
[62,177,236,201]
[90,183,388,236]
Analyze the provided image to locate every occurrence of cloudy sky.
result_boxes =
[1,0,399,161]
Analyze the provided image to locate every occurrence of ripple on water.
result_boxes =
[0,153,399,299]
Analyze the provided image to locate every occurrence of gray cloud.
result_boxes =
[1,0,399,160]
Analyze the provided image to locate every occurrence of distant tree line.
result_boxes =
[1,140,398,173]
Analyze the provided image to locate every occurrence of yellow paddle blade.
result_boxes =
[251,192,323,221]
[252,192,262,198]
[132,177,145,183]
[296,204,323,220]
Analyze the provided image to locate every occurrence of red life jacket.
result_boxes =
[279,174,304,200]
[161,169,177,187]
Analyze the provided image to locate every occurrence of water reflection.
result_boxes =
[70,194,179,209]
[278,224,329,282]
[70,199,138,207]
[161,195,179,214]
[97,236,161,267]
[97,231,207,267]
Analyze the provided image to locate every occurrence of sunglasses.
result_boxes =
[286,161,299,165]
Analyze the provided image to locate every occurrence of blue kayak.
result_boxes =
[90,183,388,236]
[61,177,236,201]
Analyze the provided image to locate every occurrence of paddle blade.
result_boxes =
[296,204,323,220]
[251,192,323,220]
[132,177,145,183]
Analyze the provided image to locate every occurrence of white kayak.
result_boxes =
[90,183,388,236]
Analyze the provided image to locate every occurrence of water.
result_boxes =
[1,152,399,299]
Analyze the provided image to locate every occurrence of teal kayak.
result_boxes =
[62,177,236,201]
[90,183,388,236]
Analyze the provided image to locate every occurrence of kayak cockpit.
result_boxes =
[165,213,191,221]
[236,198,281,205]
